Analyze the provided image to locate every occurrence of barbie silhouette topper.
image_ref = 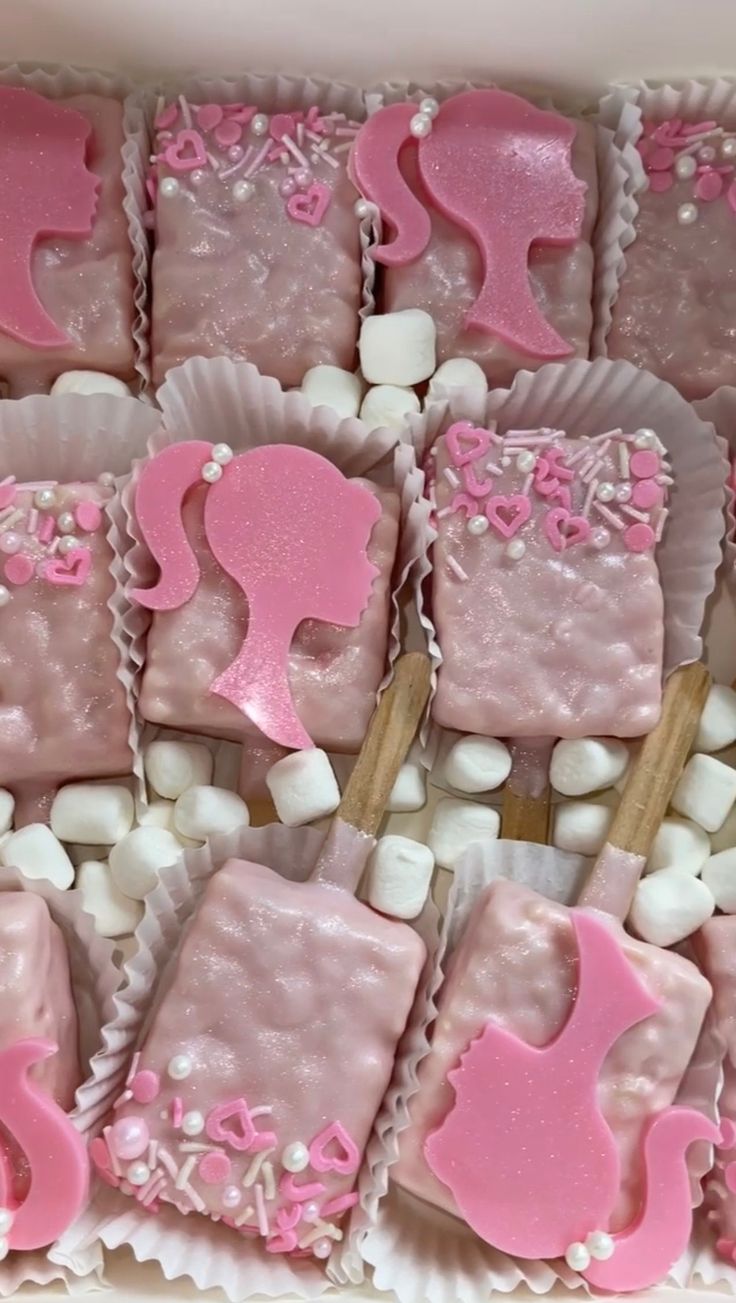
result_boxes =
[351,89,586,358]
[0,86,100,348]
[132,441,382,750]
[425,909,723,1293]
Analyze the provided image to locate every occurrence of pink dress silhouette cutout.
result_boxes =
[0,1039,89,1251]
[132,441,382,751]
[0,86,100,347]
[351,90,586,358]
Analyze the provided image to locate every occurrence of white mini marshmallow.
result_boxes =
[0,790,13,836]
[695,683,736,754]
[629,868,715,947]
[671,753,736,832]
[367,835,434,920]
[552,801,614,856]
[135,798,176,832]
[701,848,736,913]
[428,798,500,870]
[359,309,436,386]
[50,782,134,846]
[266,749,340,827]
[550,737,629,797]
[386,761,427,813]
[444,735,512,794]
[76,860,144,938]
[144,740,213,800]
[710,805,736,853]
[301,365,362,419]
[0,823,74,889]
[174,787,250,841]
[359,384,420,430]
[645,816,711,876]
[50,370,131,397]
[109,826,182,901]
[426,357,489,405]
[67,842,111,866]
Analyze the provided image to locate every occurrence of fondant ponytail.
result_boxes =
[351,102,433,266]
[131,440,212,611]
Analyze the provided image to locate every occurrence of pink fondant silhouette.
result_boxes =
[0,1039,89,1250]
[0,86,100,347]
[351,90,586,357]
[425,910,720,1290]
[132,441,381,751]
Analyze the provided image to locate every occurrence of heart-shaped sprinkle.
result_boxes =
[462,463,493,498]
[286,181,332,227]
[450,493,480,518]
[543,508,590,552]
[206,1097,276,1152]
[485,494,531,539]
[164,129,208,173]
[43,547,92,586]
[445,422,490,467]
[308,1121,360,1175]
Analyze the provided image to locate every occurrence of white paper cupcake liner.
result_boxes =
[60,822,439,1300]
[694,388,736,600]
[0,62,150,395]
[0,866,119,1295]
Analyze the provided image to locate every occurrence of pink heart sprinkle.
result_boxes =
[445,422,490,466]
[696,169,724,201]
[485,494,532,539]
[648,146,675,171]
[4,553,34,585]
[164,129,208,173]
[43,546,92,586]
[196,103,224,131]
[286,181,332,227]
[648,171,674,193]
[543,508,590,552]
[214,119,243,148]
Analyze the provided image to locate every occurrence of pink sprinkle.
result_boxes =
[320,1191,359,1217]
[26,508,38,534]
[215,118,242,147]
[4,553,34,586]
[632,479,662,510]
[131,1069,160,1105]
[648,146,675,171]
[196,103,224,131]
[630,449,660,479]
[0,479,15,510]
[447,556,468,582]
[592,501,625,531]
[171,1097,183,1127]
[255,1182,269,1237]
[90,1136,112,1174]
[125,1051,141,1088]
[155,102,179,131]
[443,467,460,488]
[38,514,54,544]
[696,169,724,201]
[199,1151,232,1184]
[648,171,673,193]
[75,500,103,533]
[624,522,656,553]
[683,119,718,135]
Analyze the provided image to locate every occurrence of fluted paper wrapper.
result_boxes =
[0,62,150,394]
[695,388,736,599]
[409,357,727,791]
[61,823,439,1300]
[114,356,426,795]
[0,867,119,1295]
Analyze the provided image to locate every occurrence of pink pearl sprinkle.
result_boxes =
[648,171,673,193]
[648,146,675,171]
[199,1151,232,1185]
[131,1069,160,1105]
[313,1237,332,1259]
[75,500,103,533]
[624,522,656,553]
[4,553,34,585]
[630,450,660,479]
[196,103,224,131]
[215,119,242,147]
[632,479,661,510]
[0,531,21,554]
[221,1184,242,1210]
[110,1116,150,1161]
[696,169,724,202]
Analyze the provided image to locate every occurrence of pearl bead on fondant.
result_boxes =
[467,514,489,536]
[167,1053,192,1081]
[57,511,75,533]
[127,1161,151,1186]
[222,1185,242,1210]
[0,586,10,608]
[160,176,180,198]
[586,1229,615,1261]
[201,460,223,484]
[251,113,269,136]
[110,1116,150,1161]
[505,539,526,561]
[409,112,432,139]
[212,442,233,465]
[590,526,610,549]
[0,1209,13,1236]
[698,144,716,163]
[58,535,79,556]
[233,179,255,203]
[313,1237,332,1259]
[0,531,20,554]
[675,153,697,179]
[34,487,56,510]
[190,169,205,187]
[722,137,736,159]
[565,1240,591,1272]
[302,1200,320,1222]
[419,96,440,119]
[98,471,116,488]
[354,199,370,218]
[516,450,536,472]
[182,1110,205,1137]
[677,201,698,225]
[634,428,656,449]
[595,481,615,502]
[282,1140,309,1172]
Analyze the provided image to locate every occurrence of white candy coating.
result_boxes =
[695,683,736,753]
[426,357,489,405]
[644,816,711,876]
[109,826,182,901]
[359,384,421,430]
[386,761,427,813]
[428,798,500,870]
[671,753,736,832]
[76,860,143,938]
[629,867,715,947]
[552,801,614,856]
[144,740,213,800]
[174,786,250,840]
[367,835,435,920]
[549,737,629,797]
[50,370,131,397]
[50,782,135,845]
[266,749,340,827]
[444,735,512,794]
[301,365,362,420]
[359,309,437,386]
[0,823,74,889]
[701,848,736,913]
[0,790,13,836]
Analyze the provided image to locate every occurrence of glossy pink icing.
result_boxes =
[394,879,711,1233]
[0,482,132,796]
[137,478,399,752]
[0,93,135,392]
[150,100,362,388]
[431,426,667,737]
[108,858,426,1250]
[379,113,598,385]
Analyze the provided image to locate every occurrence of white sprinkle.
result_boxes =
[618,442,630,479]
[281,134,310,168]
[158,1148,178,1180]
[181,1181,205,1212]
[320,151,339,169]
[300,1218,343,1248]
[178,1142,217,1153]
[621,504,650,523]
[335,125,358,137]
[148,1140,158,1169]
[262,1161,276,1201]
[243,1146,273,1187]
[205,151,220,172]
[249,1105,273,1118]
[48,536,61,554]
[447,556,468,582]
[26,508,38,534]
[582,478,598,518]
[484,461,503,475]
[0,510,22,533]
[219,144,257,180]
[243,141,272,179]
[254,1183,269,1237]
[504,433,556,446]
[443,467,460,488]
[175,1155,197,1190]
[591,427,622,443]
[304,128,321,143]
[581,457,604,483]
[140,1173,166,1207]
[565,444,594,466]
[436,505,453,519]
[178,96,192,129]
[330,141,353,155]
[521,473,534,496]
[655,508,669,541]
[112,1089,133,1110]
[592,501,625,531]
[657,473,674,486]
[235,1204,256,1228]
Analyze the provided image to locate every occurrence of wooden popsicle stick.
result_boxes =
[337,652,432,837]
[501,737,553,844]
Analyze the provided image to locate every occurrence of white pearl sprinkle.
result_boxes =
[212,442,234,465]
[354,198,371,219]
[722,137,736,160]
[565,1241,591,1272]
[57,511,76,533]
[419,96,440,119]
[0,1237,7,1262]
[505,539,526,561]
[590,526,610,549]
[58,534,79,555]
[167,1053,192,1081]
[233,179,255,203]
[409,112,432,139]
[313,1237,332,1259]
[302,1200,320,1222]
[586,1230,615,1262]
[595,481,615,503]
[222,1185,242,1209]
[282,1141,309,1173]
[98,472,116,488]
[677,201,698,226]
[34,487,57,510]
[0,1209,13,1236]
[190,169,205,186]
[127,1161,151,1187]
[182,1110,205,1137]
[698,144,717,163]
[251,113,269,136]
[614,482,631,502]
[634,428,656,449]
[201,460,223,484]
[160,176,180,198]
[0,585,10,608]
[516,450,536,473]
[675,154,697,179]
[467,513,489,536]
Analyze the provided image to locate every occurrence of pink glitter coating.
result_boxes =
[630,450,660,479]
[199,1151,232,1184]
[131,1070,160,1104]
[75,500,102,532]
[4,553,34,585]
[624,522,656,553]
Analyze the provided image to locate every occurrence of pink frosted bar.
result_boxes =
[150,99,363,387]
[607,115,736,400]
[431,426,666,737]
[0,94,135,393]
[0,483,132,801]
[384,121,598,386]
[138,481,399,751]
[395,879,711,1232]
[692,917,736,1257]
[107,858,425,1250]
